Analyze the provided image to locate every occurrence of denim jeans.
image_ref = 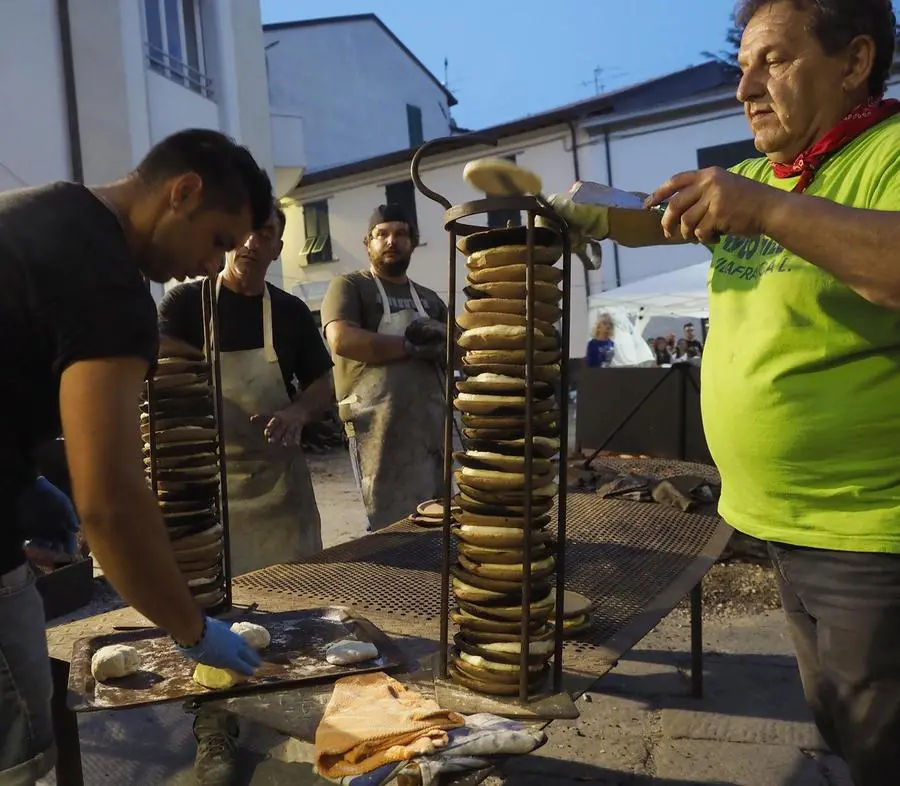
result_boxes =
[769,542,900,786]
[0,564,56,785]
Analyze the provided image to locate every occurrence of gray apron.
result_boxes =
[210,274,322,576]
[340,275,446,531]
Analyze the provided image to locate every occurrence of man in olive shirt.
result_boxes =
[321,204,448,531]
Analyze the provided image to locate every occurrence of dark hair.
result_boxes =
[684,322,694,329]
[736,0,897,96]
[135,129,274,230]
[274,205,286,238]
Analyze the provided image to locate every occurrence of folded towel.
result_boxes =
[315,672,465,779]
[328,713,547,786]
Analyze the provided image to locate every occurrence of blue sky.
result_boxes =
[260,1,900,130]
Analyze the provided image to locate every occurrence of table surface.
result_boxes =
[46,457,731,784]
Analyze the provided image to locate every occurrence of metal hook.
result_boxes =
[410,134,499,209]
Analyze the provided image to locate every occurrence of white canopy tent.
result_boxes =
[587,261,710,321]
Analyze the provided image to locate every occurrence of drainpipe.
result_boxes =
[603,127,622,287]
[565,118,595,304]
[57,0,83,183]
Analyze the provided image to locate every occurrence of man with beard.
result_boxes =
[0,129,270,783]
[321,204,448,531]
[159,202,332,784]
[549,0,900,781]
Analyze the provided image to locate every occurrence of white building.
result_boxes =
[283,58,900,351]
[264,13,458,181]
[0,0,274,300]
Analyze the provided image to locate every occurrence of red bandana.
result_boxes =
[771,97,900,192]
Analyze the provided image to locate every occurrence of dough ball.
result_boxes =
[324,639,379,666]
[91,644,141,682]
[230,621,271,650]
[192,664,246,690]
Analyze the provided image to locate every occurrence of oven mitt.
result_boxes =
[542,194,610,251]
[405,317,447,347]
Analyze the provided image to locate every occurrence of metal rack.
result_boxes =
[411,136,573,708]
[144,273,233,614]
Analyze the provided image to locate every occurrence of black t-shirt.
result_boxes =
[0,183,158,572]
[320,270,448,401]
[157,281,333,398]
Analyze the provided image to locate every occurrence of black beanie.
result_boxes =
[367,203,419,245]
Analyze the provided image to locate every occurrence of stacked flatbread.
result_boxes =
[142,356,226,611]
[447,226,564,697]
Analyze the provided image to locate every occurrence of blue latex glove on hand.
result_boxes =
[177,616,262,676]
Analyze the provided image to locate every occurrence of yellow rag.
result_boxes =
[314,672,464,779]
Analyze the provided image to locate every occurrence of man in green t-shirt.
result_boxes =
[551,1,900,782]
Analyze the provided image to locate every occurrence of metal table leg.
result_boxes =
[50,657,84,786]
[690,581,703,699]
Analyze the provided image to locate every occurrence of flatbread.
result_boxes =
[453,524,554,549]
[467,244,562,270]
[463,349,560,367]
[154,427,219,445]
[458,226,560,256]
[453,493,554,518]
[457,326,558,352]
[462,436,559,459]
[151,372,210,391]
[463,157,543,197]
[155,358,210,376]
[454,468,554,492]
[467,264,563,286]
[455,450,553,475]
[462,362,561,383]
[464,298,561,324]
[453,393,555,417]
[455,311,556,336]
[465,281,562,304]
[458,542,554,565]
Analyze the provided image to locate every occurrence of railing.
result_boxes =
[145,42,214,99]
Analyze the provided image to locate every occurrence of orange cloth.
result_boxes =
[314,672,465,779]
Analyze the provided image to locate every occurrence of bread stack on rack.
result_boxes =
[447,224,564,697]
[142,354,226,611]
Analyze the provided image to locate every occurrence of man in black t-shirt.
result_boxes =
[160,205,333,783]
[0,129,272,783]
[683,322,704,357]
[159,204,333,569]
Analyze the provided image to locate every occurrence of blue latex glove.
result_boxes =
[177,616,262,676]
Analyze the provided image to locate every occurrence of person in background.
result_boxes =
[0,128,270,784]
[549,0,900,780]
[585,312,616,367]
[665,332,677,356]
[683,322,703,356]
[653,336,672,366]
[321,204,448,532]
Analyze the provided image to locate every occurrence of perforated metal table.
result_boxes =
[48,457,732,785]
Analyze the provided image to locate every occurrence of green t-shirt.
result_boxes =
[703,114,900,553]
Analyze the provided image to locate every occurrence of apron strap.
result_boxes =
[373,273,392,326]
[211,273,278,364]
[408,281,428,318]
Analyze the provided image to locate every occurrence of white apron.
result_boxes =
[339,274,446,531]
[208,275,322,576]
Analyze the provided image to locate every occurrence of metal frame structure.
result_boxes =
[144,274,233,614]
[411,136,572,703]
